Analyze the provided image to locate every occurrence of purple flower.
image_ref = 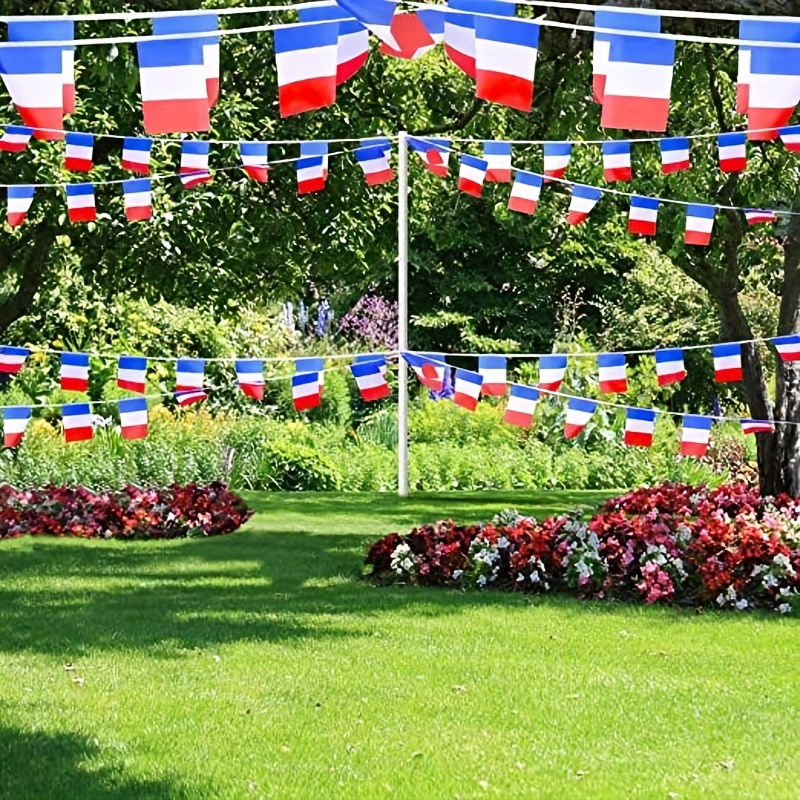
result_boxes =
[338,294,398,351]
[429,367,454,401]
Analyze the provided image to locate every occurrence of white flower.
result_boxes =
[773,553,791,571]
[763,574,779,589]
[452,570,463,581]
[778,603,792,615]
[516,573,524,582]
[716,593,726,607]
[726,585,737,601]
[530,571,540,584]
[477,575,487,588]
[735,599,749,611]
[497,536,510,549]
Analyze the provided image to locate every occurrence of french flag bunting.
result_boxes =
[356,144,394,185]
[137,29,210,134]
[597,353,628,394]
[452,368,483,412]
[379,11,437,60]
[478,355,507,396]
[744,208,778,225]
[503,384,539,428]
[175,358,208,406]
[121,137,152,174]
[3,406,31,448]
[718,132,747,172]
[299,3,370,85]
[334,0,399,50]
[543,142,571,181]
[64,132,94,172]
[713,343,743,383]
[458,154,488,197]
[235,359,265,401]
[482,141,512,183]
[275,19,338,117]
[123,179,152,222]
[0,125,34,152]
[62,402,93,443]
[685,204,715,246]
[0,345,29,374]
[601,17,675,132]
[152,13,220,107]
[297,141,329,194]
[660,137,690,174]
[773,334,800,361]
[7,186,35,228]
[180,140,212,188]
[474,16,539,113]
[295,357,326,392]
[654,348,686,386]
[680,415,712,458]
[624,407,657,448]
[66,183,96,223]
[118,397,149,441]
[628,195,658,236]
[508,171,542,215]
[538,354,567,392]
[417,8,446,45]
[741,418,775,435]
[779,125,800,152]
[354,353,388,375]
[240,142,270,183]
[408,136,450,177]
[564,397,597,439]
[602,141,632,182]
[592,10,660,104]
[566,185,603,226]
[404,352,445,392]
[742,20,800,140]
[60,352,90,392]
[737,31,750,114]
[117,355,148,393]
[443,0,514,78]
[351,360,391,401]
[292,371,322,411]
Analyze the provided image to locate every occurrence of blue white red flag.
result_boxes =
[624,407,657,447]
[351,360,391,401]
[543,142,571,181]
[444,0,513,79]
[507,171,542,215]
[379,11,437,60]
[628,196,658,236]
[680,415,712,458]
[62,402,93,443]
[180,141,212,188]
[60,352,90,392]
[718,132,747,172]
[299,2,370,84]
[482,141,512,183]
[7,186,35,228]
[118,398,149,440]
[597,353,627,394]
[355,144,394,185]
[478,355,507,395]
[235,359,265,401]
[564,398,596,439]
[408,136,450,177]
[655,348,686,386]
[122,137,152,174]
[660,137,690,174]
[117,356,148,393]
[175,358,207,406]
[685,204,715,246]
[773,334,800,361]
[713,343,742,383]
[538,355,567,392]
[123,179,152,222]
[240,143,269,183]
[452,368,483,411]
[0,345,29,374]
[3,406,31,448]
[602,141,632,182]
[503,384,539,428]
[458,154,488,197]
[65,132,94,172]
[0,125,33,152]
[566,185,602,225]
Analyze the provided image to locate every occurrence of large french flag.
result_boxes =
[408,136,450,177]
[180,141,212,188]
[350,360,391,401]
[564,397,597,439]
[474,16,539,113]
[458,155,488,197]
[122,137,152,174]
[7,186,35,228]
[543,142,571,181]
[297,141,329,194]
[538,354,567,392]
[379,10,440,61]
[118,397,149,441]
[123,179,152,222]
[654,348,685,386]
[117,355,148,393]
[780,125,800,152]
[597,353,627,394]
[773,334,800,361]
[356,144,394,185]
[292,371,322,411]
[66,183,96,223]
[3,406,31,448]
[713,343,743,383]
[443,0,514,78]
[680,415,712,458]
[478,355,507,396]
[482,141,512,183]
[300,3,369,85]
[628,196,658,236]
[737,37,751,114]
[602,140,632,182]
[741,418,775,435]
[62,402,94,443]
[508,171,542,215]
[566,185,602,225]
[0,125,33,152]
[624,407,656,448]
[0,345,29,374]
[235,359,265,401]
[503,384,539,428]
[404,352,445,392]
[334,0,399,50]
[453,368,483,411]
[685,204,715,246]
[718,132,747,172]
[175,358,207,406]
[60,352,90,392]
[660,137,690,174]
[240,142,270,183]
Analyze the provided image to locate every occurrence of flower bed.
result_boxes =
[365,483,800,614]
[0,482,252,540]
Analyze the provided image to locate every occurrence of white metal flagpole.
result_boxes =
[397,130,409,497]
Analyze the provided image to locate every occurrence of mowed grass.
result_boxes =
[0,491,798,800]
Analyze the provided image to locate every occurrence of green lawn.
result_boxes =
[0,491,798,800]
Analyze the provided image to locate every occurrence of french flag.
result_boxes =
[118,397,149,441]
[356,144,394,185]
[117,356,148,393]
[300,3,369,85]
[296,357,326,394]
[3,406,31,448]
[598,353,627,394]
[0,125,33,152]
[275,18,338,117]
[482,141,512,183]
[180,141,212,188]
[379,11,437,61]
[240,142,270,183]
[624,407,657,448]
[123,179,152,222]
[453,368,483,412]
[121,137,152,175]
[458,155,488,197]
[601,18,675,132]
[507,171,542,215]
[443,0,514,79]
[680,415,712,458]
[66,183,96,223]
[737,32,750,114]
[538,354,567,392]
[602,141,632,182]
[718,132,747,172]
[408,136,450,177]
[404,352,445,392]
[567,185,603,226]
[474,16,539,113]
[779,125,800,152]
[334,0,399,50]
[350,360,391,402]
[503,384,539,428]
[62,402,94,443]
[64,132,94,172]
[660,137,690,174]
[297,141,328,194]
[175,358,207,406]
[564,397,597,439]
[235,359,265,401]
[655,348,686,386]
[478,355,506,396]
[713,343,743,383]
[773,334,800,361]
[628,196,658,236]
[685,204,715,246]
[7,186,35,228]
[744,208,778,225]
[292,371,322,411]
[137,30,210,134]
[543,142,571,181]
[354,353,388,375]
[741,418,775,435]
[60,352,90,392]
[0,345,29,374]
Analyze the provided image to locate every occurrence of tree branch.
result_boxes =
[412,98,485,136]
